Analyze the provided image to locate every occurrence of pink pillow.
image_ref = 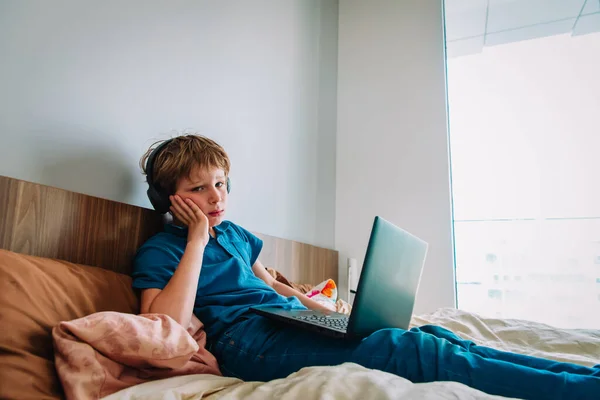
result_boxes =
[53,312,221,399]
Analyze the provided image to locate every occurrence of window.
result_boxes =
[444,0,600,328]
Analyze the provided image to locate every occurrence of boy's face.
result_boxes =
[174,166,228,227]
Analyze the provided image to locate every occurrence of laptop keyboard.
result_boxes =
[291,314,349,330]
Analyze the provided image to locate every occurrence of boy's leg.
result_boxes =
[417,324,600,376]
[213,315,600,400]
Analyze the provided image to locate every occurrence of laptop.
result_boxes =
[249,216,428,339]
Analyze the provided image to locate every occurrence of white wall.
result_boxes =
[0,0,338,248]
[336,0,456,312]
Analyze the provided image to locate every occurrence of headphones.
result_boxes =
[145,138,231,214]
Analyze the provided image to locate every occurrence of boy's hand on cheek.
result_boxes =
[170,195,210,247]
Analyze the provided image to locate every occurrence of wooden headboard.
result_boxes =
[0,175,338,284]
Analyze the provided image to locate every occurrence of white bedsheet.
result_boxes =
[105,308,600,400]
[105,362,513,400]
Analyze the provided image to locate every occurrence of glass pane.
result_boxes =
[445,0,600,328]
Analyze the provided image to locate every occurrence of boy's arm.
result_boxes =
[252,260,336,312]
[140,195,210,328]
[140,242,205,328]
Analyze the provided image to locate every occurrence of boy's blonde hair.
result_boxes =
[140,134,230,195]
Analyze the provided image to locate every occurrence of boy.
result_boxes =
[132,134,599,400]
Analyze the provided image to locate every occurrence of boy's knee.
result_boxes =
[356,329,435,381]
[362,328,421,353]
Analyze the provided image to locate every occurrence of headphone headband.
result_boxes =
[145,139,174,189]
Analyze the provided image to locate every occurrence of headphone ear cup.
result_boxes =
[144,138,174,215]
[147,186,171,214]
[226,177,231,194]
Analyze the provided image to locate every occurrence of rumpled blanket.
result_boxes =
[52,312,221,400]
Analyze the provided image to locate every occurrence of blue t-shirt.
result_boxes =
[131,220,306,338]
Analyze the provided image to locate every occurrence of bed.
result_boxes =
[1,175,598,400]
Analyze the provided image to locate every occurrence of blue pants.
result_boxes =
[211,315,600,400]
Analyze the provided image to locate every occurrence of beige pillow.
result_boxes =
[0,249,138,399]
